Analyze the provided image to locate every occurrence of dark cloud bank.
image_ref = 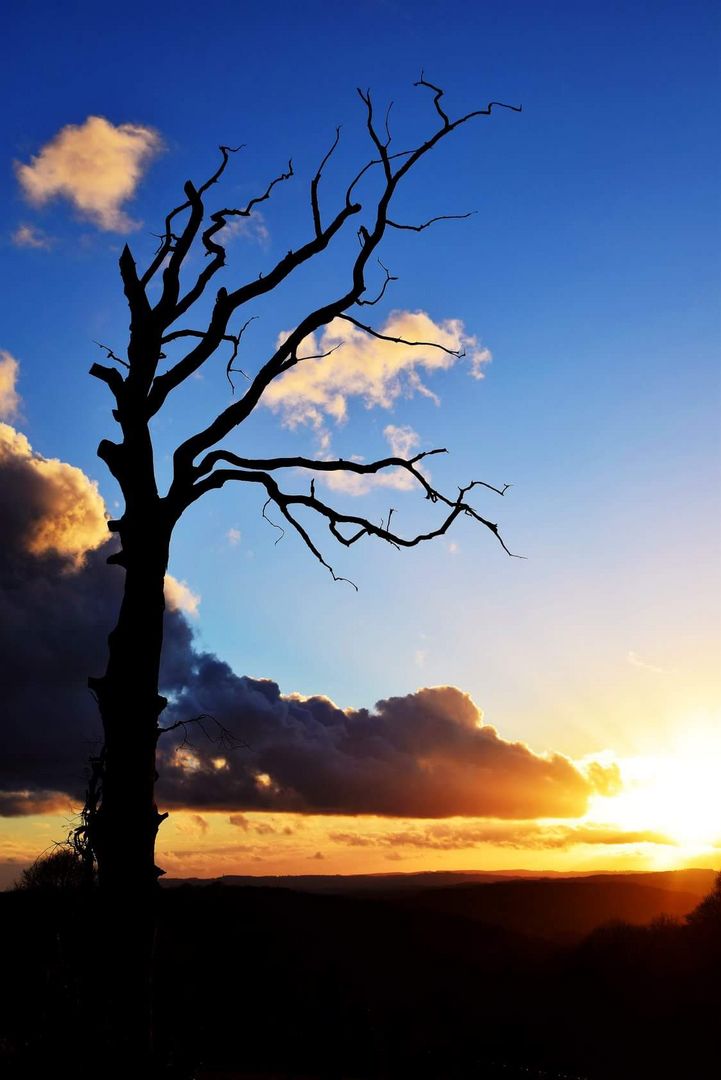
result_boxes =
[0,422,618,820]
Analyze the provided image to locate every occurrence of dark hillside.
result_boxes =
[1,871,719,1078]
[402,876,703,940]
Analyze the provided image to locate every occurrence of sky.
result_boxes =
[0,0,719,885]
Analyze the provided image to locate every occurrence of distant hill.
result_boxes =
[164,868,516,893]
[401,876,706,941]
[164,864,716,891]
[163,867,717,941]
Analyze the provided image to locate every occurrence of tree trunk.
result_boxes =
[91,543,169,893]
[87,520,171,1068]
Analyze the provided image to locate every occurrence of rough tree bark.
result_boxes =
[76,77,521,1064]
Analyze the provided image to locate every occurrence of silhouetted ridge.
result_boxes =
[2,870,719,1078]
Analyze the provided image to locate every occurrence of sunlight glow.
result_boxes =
[588,714,721,851]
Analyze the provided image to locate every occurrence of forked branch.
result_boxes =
[179,446,519,587]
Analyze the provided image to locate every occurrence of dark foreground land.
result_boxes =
[2,868,720,1079]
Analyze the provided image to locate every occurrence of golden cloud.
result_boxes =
[15,115,162,232]
[165,575,201,618]
[158,680,612,820]
[327,819,674,851]
[264,310,491,430]
[11,224,53,250]
[0,422,107,564]
[0,351,21,420]
[0,790,74,817]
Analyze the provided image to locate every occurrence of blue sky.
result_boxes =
[1,0,719,769]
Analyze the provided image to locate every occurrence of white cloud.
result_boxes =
[627,650,666,675]
[165,576,201,618]
[15,116,163,232]
[0,352,21,420]
[219,211,270,248]
[226,527,242,546]
[263,311,489,498]
[11,224,53,250]
[384,423,420,459]
[319,424,422,496]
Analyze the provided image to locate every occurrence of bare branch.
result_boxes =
[311,127,341,237]
[415,71,451,129]
[167,158,294,323]
[273,497,359,590]
[357,88,392,180]
[147,195,362,419]
[159,317,257,393]
[158,712,247,754]
[119,244,151,321]
[89,363,124,398]
[388,211,476,233]
[283,340,344,369]
[144,79,520,547]
[262,497,285,545]
[187,458,521,582]
[239,158,294,218]
[383,101,394,148]
[94,341,130,369]
[356,259,398,306]
[193,446,447,484]
[225,316,257,390]
[140,144,244,288]
[338,313,464,357]
[344,148,413,207]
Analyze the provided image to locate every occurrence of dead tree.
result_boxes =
[83,77,520,903]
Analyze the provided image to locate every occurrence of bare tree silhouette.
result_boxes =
[79,77,521,1063]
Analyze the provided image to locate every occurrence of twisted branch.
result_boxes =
[182,447,519,586]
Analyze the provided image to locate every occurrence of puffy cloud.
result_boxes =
[264,310,490,431]
[582,759,622,798]
[0,352,21,420]
[15,116,162,231]
[0,423,107,564]
[165,575,201,618]
[0,414,196,813]
[0,430,116,808]
[157,677,612,819]
[172,813,209,837]
[0,790,73,817]
[11,224,53,250]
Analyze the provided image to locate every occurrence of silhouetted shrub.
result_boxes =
[14,846,88,891]
[687,871,721,928]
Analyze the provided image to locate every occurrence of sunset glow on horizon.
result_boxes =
[3,726,721,885]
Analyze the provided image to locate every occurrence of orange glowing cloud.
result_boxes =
[0,423,107,565]
[164,575,201,618]
[15,115,162,232]
[0,351,21,420]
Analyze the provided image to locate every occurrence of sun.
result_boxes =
[588,716,721,852]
